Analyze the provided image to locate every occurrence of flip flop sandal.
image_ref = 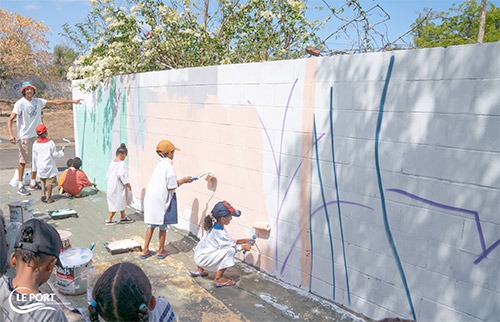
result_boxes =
[189,271,209,277]
[214,279,236,288]
[156,252,169,259]
[139,251,156,259]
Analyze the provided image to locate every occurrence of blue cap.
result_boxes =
[21,81,36,93]
[211,201,241,218]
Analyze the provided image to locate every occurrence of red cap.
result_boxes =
[35,124,47,135]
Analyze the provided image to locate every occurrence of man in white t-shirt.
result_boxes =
[7,81,83,196]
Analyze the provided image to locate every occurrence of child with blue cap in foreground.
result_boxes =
[191,201,253,288]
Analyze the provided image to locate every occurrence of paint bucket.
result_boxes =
[55,247,94,295]
[57,230,72,252]
[8,200,34,223]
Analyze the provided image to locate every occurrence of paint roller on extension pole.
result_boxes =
[192,169,215,180]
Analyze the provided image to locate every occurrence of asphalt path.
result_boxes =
[0,145,75,170]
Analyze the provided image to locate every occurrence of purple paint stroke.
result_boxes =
[256,79,299,269]
[278,79,299,183]
[276,79,299,265]
[257,113,279,175]
[474,239,500,264]
[387,188,499,264]
[280,200,373,275]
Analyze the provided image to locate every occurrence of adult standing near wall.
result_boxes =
[7,81,83,196]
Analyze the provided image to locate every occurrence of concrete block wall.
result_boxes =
[73,42,500,321]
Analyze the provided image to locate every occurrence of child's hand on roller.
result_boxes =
[241,244,252,252]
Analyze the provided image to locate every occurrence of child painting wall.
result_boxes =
[73,43,500,322]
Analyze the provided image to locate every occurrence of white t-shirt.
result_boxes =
[12,97,47,139]
[143,158,178,225]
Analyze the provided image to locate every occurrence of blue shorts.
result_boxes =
[148,224,168,231]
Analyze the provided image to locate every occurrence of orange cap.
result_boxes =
[156,140,179,154]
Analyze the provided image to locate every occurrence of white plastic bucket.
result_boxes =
[55,247,94,295]
[57,230,72,252]
[8,200,34,223]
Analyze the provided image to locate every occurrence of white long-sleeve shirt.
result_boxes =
[32,139,64,178]
[194,223,242,272]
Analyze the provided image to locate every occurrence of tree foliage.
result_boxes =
[64,0,390,91]
[412,0,500,48]
[52,45,78,79]
[63,0,325,90]
[0,9,52,82]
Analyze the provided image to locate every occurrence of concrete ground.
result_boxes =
[0,150,368,322]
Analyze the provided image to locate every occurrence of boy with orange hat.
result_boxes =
[7,81,83,196]
[140,140,193,259]
[32,124,64,203]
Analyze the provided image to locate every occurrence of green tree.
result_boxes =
[52,45,78,79]
[412,0,500,48]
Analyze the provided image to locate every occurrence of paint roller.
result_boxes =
[252,221,271,231]
[192,169,215,181]
[61,138,71,151]
[243,221,271,254]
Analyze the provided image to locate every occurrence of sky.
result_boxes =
[0,0,485,51]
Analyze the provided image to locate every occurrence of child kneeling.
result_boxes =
[88,262,176,321]
[191,201,252,288]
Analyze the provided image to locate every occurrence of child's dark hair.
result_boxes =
[66,158,73,168]
[89,262,151,322]
[203,215,215,231]
[14,226,43,264]
[72,157,83,170]
[116,143,128,156]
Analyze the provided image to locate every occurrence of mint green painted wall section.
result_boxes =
[73,78,118,189]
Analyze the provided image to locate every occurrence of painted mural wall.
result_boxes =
[72,42,500,321]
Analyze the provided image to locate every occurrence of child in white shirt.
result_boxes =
[31,124,64,203]
[191,201,252,287]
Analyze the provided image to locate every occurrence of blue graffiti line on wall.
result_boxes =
[387,188,500,264]
[328,87,351,305]
[281,200,374,283]
[374,56,416,321]
[280,134,348,275]
[313,115,336,299]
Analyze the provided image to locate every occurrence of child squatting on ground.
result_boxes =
[105,143,134,224]
[60,157,96,197]
[58,158,74,193]
[191,201,253,288]
[140,139,193,260]
[88,262,176,322]
[0,218,67,321]
[31,124,64,203]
